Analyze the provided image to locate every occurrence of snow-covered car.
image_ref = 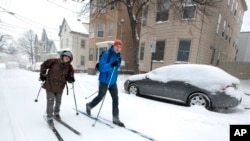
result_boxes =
[124,64,243,109]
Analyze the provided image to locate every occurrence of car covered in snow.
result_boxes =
[124,64,243,109]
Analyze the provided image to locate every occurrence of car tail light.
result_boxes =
[221,85,233,92]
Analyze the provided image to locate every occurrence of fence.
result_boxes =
[218,62,250,80]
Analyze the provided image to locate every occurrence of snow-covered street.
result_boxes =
[1,65,250,141]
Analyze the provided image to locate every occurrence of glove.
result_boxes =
[39,74,46,81]
[68,77,75,83]
[111,59,119,67]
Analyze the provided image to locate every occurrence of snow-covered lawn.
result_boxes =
[0,66,250,141]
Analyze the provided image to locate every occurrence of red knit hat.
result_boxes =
[113,40,123,47]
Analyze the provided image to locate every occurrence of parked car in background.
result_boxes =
[5,61,18,69]
[124,64,243,109]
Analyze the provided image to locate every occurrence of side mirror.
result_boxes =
[145,75,149,79]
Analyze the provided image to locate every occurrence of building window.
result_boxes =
[81,56,85,66]
[156,0,170,22]
[228,0,231,6]
[210,47,215,64]
[229,28,232,43]
[89,48,94,61]
[109,0,115,11]
[108,22,113,37]
[99,0,106,13]
[81,39,86,48]
[142,5,148,26]
[61,39,63,48]
[140,43,145,60]
[234,1,238,16]
[66,38,69,48]
[216,13,221,34]
[177,40,191,62]
[226,24,230,40]
[90,24,95,38]
[231,0,235,12]
[97,23,105,37]
[90,0,96,14]
[152,41,165,61]
[64,24,67,32]
[182,0,196,19]
[222,20,226,37]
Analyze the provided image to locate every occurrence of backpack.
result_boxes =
[96,50,111,72]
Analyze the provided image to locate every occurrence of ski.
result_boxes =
[43,116,64,141]
[100,117,158,141]
[75,109,158,141]
[76,109,115,128]
[54,118,81,135]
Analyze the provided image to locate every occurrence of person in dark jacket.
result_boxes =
[39,50,75,126]
[86,40,125,127]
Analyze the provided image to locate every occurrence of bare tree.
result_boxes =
[17,30,37,64]
[0,34,12,53]
[77,0,222,74]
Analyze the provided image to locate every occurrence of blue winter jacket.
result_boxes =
[98,46,121,86]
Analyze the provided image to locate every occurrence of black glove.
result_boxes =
[111,59,119,67]
[39,74,46,81]
[68,77,75,83]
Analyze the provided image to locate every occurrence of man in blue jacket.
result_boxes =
[86,40,125,127]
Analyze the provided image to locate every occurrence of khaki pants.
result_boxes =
[46,90,63,119]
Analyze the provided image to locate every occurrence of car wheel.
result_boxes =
[128,83,139,95]
[188,93,211,109]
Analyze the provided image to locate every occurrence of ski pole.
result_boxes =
[92,67,116,127]
[72,83,79,115]
[34,82,44,102]
[85,91,98,99]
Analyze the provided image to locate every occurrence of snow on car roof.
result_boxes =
[129,64,240,94]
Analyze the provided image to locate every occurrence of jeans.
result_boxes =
[88,82,119,118]
[46,90,63,119]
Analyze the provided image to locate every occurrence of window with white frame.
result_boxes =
[140,43,145,60]
[156,0,170,22]
[142,5,148,26]
[99,0,106,13]
[152,41,165,61]
[61,39,63,48]
[90,24,95,38]
[182,0,196,19]
[97,23,105,37]
[216,13,221,34]
[89,48,94,61]
[222,20,226,37]
[108,22,113,37]
[81,39,86,48]
[81,56,85,66]
[90,0,96,14]
[177,40,191,62]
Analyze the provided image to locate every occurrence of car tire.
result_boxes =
[188,93,211,109]
[128,83,139,95]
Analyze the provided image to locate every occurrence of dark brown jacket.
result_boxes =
[40,58,74,94]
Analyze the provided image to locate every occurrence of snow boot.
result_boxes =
[54,114,61,121]
[113,118,125,127]
[47,118,54,127]
[86,103,91,116]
